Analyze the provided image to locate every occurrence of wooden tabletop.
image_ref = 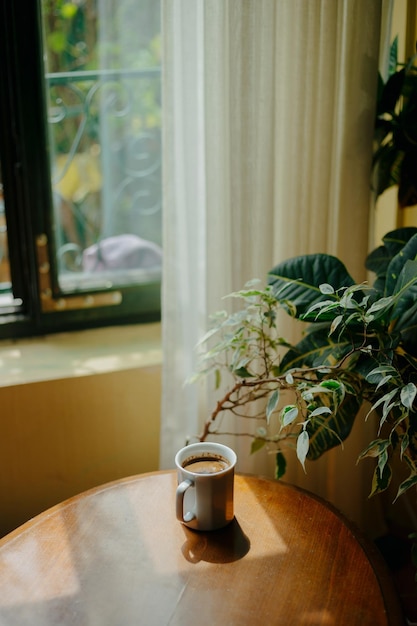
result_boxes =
[0,471,403,625]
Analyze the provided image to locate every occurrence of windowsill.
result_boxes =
[0,323,162,388]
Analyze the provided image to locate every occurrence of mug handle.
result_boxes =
[176,479,196,523]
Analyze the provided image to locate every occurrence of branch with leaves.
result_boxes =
[191,228,417,501]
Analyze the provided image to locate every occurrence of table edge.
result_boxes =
[247,473,405,626]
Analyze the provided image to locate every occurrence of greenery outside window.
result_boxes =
[0,0,161,340]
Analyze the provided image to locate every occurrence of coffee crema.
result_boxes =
[182,455,230,474]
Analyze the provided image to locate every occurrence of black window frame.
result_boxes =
[0,1,161,341]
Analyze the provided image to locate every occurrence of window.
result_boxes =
[0,0,161,339]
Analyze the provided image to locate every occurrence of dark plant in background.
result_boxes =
[373,36,417,207]
[193,227,417,501]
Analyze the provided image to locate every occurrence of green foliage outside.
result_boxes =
[40,0,162,251]
[42,0,161,153]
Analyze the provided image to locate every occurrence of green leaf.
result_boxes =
[365,228,417,289]
[372,143,403,197]
[401,382,416,409]
[250,438,266,455]
[392,257,417,296]
[389,35,398,75]
[369,462,392,497]
[275,452,287,479]
[366,365,398,385]
[281,405,299,427]
[233,366,253,378]
[382,228,417,257]
[365,296,394,320]
[214,369,221,389]
[400,433,409,460]
[385,234,417,297]
[375,375,394,391]
[309,406,332,418]
[266,390,279,423]
[268,254,355,319]
[357,438,390,461]
[297,430,310,472]
[306,299,339,317]
[47,31,67,54]
[394,473,417,502]
[379,389,400,431]
[319,379,343,391]
[196,324,225,347]
[61,3,78,19]
[307,392,362,461]
[329,315,344,335]
[378,448,389,476]
[366,388,398,423]
[339,290,361,310]
[390,260,417,331]
[319,283,335,294]
[279,325,353,371]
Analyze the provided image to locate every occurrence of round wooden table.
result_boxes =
[0,471,403,625]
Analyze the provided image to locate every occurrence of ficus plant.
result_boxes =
[193,227,417,502]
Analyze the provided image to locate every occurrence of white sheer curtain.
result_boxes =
[161,0,386,534]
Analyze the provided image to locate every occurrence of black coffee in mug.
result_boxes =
[182,455,230,474]
[176,442,237,530]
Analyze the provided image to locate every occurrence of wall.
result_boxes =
[0,324,161,537]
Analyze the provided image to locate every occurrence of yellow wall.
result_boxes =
[0,364,161,537]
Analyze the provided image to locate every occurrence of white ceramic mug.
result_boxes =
[175,442,237,531]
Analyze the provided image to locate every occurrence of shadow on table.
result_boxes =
[181,517,250,563]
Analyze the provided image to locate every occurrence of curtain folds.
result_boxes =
[161,0,386,534]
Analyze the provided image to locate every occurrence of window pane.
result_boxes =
[0,165,22,314]
[0,171,10,288]
[41,0,162,295]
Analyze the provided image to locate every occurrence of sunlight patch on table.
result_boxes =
[300,609,335,624]
[0,513,80,605]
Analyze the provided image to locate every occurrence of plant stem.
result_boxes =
[198,365,343,442]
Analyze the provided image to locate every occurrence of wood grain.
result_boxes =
[0,471,404,625]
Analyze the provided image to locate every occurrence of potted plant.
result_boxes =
[193,227,417,503]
